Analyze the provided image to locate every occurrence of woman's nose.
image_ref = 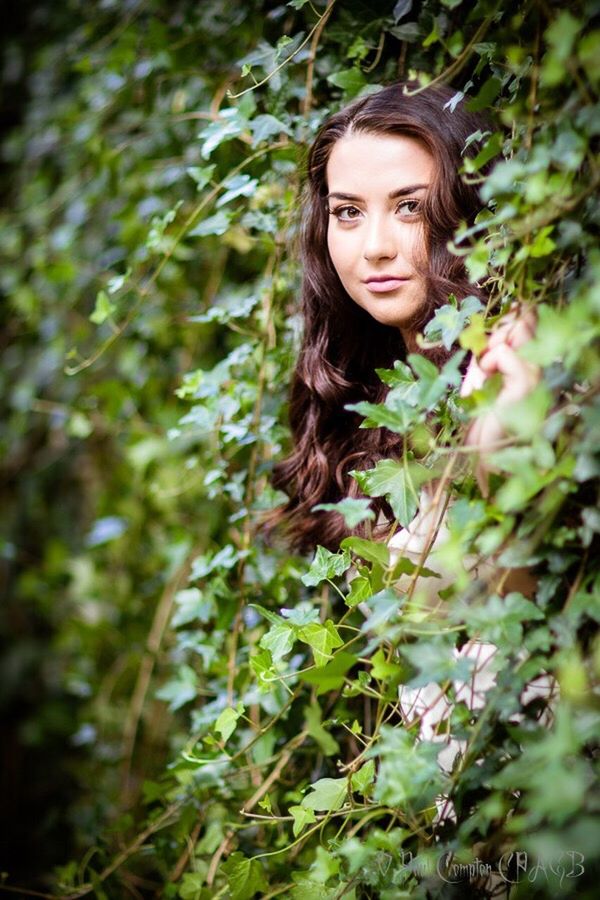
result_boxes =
[362,215,397,261]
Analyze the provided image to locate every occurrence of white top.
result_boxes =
[373,488,557,821]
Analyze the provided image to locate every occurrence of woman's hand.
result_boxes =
[461,308,540,494]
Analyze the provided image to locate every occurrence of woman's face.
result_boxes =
[325,131,435,341]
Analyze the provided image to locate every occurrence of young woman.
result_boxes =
[267,83,553,804]
[271,81,539,560]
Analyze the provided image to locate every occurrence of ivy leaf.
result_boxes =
[467,75,502,112]
[200,111,245,159]
[90,290,116,325]
[249,798,268,823]
[297,621,344,667]
[341,536,389,567]
[172,588,215,628]
[345,574,372,608]
[301,546,352,586]
[223,852,268,900]
[423,295,483,350]
[393,0,413,22]
[346,398,420,433]
[188,210,233,238]
[304,701,340,756]
[179,872,210,899]
[216,174,258,208]
[409,352,460,408]
[301,777,348,811]
[249,113,291,144]
[389,556,440,580]
[459,592,545,646]
[215,702,245,743]
[250,649,277,691]
[459,313,488,355]
[288,805,316,837]
[299,650,356,695]
[360,589,403,632]
[351,459,430,528]
[313,497,375,528]
[370,648,405,683]
[248,603,284,627]
[327,68,367,97]
[368,725,443,808]
[402,638,473,688]
[280,602,320,626]
[351,760,375,797]
[155,665,198,711]
[463,132,503,173]
[260,622,295,661]
[186,164,216,190]
[375,359,415,387]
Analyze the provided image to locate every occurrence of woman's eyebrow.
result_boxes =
[327,184,429,201]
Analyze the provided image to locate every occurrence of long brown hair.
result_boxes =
[270,82,493,553]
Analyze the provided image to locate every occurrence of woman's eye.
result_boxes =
[397,199,421,217]
[330,205,362,222]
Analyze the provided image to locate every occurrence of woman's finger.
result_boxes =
[486,310,536,351]
[460,355,486,397]
[478,342,540,402]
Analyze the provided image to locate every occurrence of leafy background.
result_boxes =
[1,0,599,897]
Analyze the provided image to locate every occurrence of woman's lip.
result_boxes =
[364,277,410,293]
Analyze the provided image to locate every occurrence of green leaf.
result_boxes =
[351,459,430,528]
[223,852,268,900]
[216,174,258,208]
[249,113,291,144]
[288,805,317,837]
[340,536,389,567]
[301,776,348,811]
[345,574,372,608]
[360,589,403,632]
[172,588,215,628]
[370,648,404,683]
[459,312,488,354]
[351,760,375,796]
[250,649,278,691]
[301,546,352,586]
[186,164,216,190]
[466,76,502,112]
[368,726,443,808]
[313,497,375,528]
[248,603,284,626]
[179,870,210,899]
[297,621,344,667]
[200,112,245,159]
[299,651,357,695]
[309,846,341,884]
[529,226,557,258]
[188,210,233,238]
[215,703,244,743]
[347,398,420,433]
[327,68,367,97]
[546,12,581,62]
[424,295,482,350]
[459,591,544,646]
[304,701,340,756]
[259,622,295,661]
[90,290,116,325]
[258,795,272,813]
[156,665,198,711]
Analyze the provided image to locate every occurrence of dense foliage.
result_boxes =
[2,0,599,897]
